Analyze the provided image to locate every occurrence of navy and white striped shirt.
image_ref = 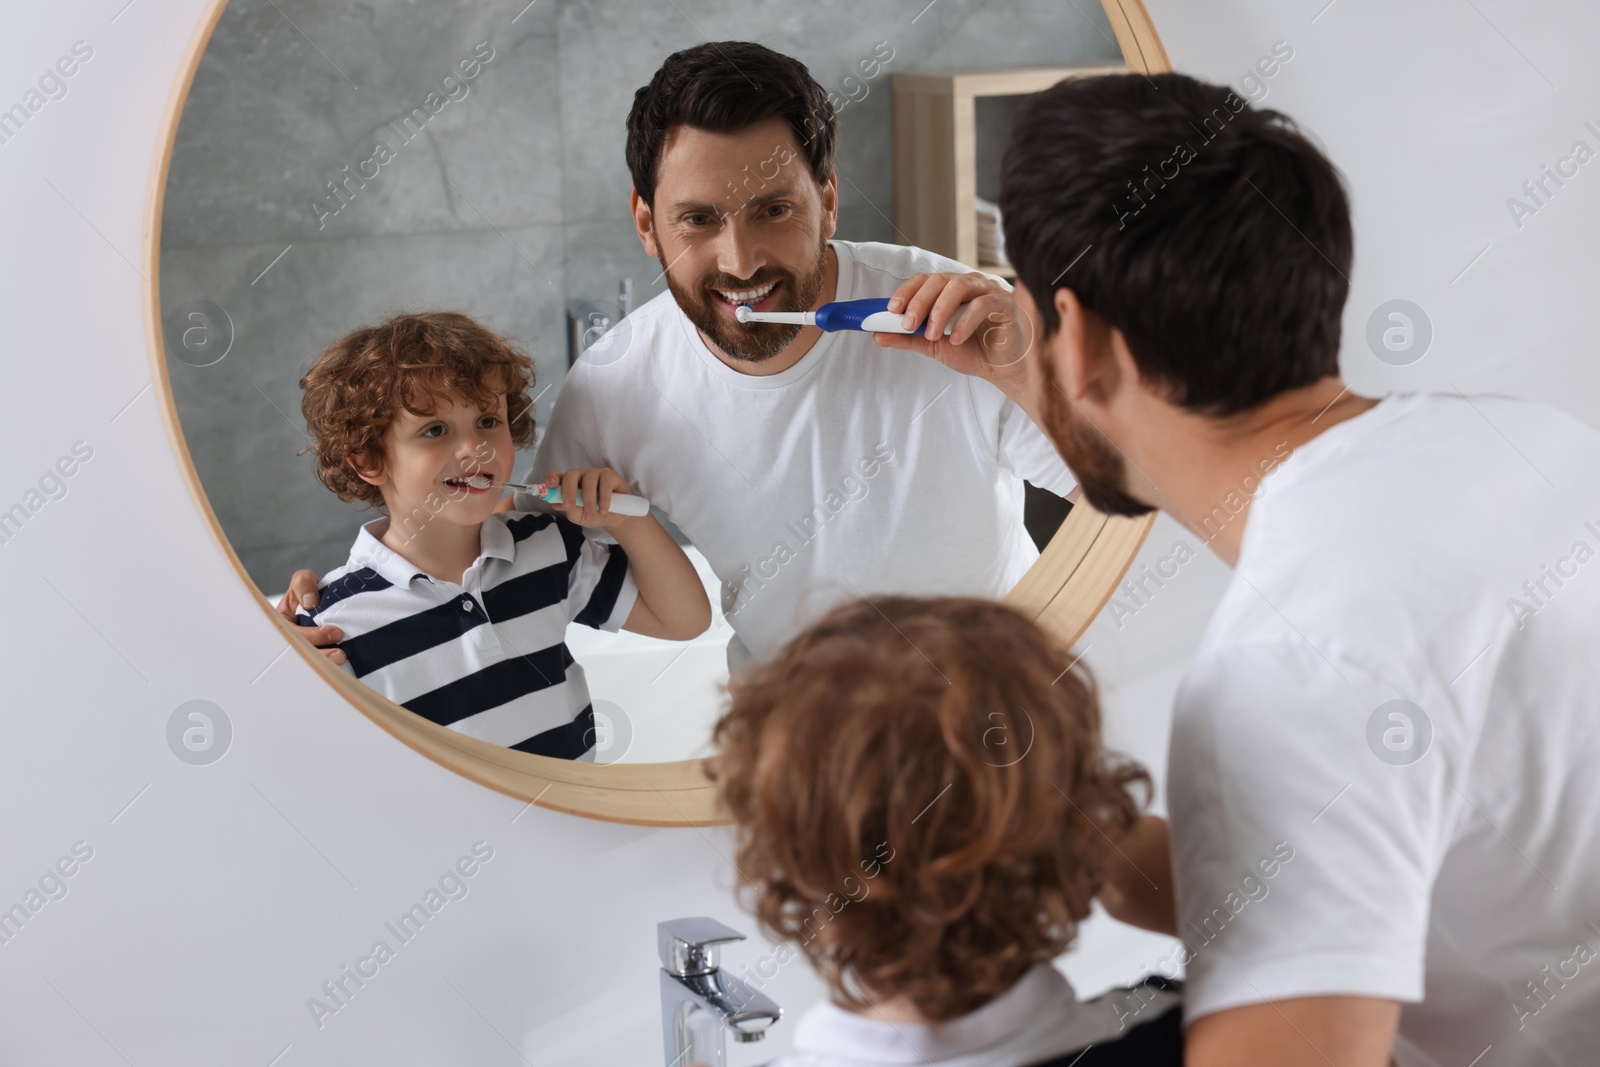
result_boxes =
[297,511,637,758]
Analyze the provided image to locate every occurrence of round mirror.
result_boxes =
[146,0,1163,824]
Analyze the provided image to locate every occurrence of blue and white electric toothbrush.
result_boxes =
[735,297,971,334]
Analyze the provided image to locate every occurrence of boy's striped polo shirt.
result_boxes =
[296,510,636,759]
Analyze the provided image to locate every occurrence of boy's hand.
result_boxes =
[275,569,347,666]
[874,271,1032,399]
[547,467,636,528]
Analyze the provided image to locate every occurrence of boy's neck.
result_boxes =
[378,501,484,586]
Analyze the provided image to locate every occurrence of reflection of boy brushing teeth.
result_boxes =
[293,311,710,758]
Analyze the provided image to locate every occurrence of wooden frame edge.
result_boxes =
[142,0,1167,828]
[1100,0,1174,76]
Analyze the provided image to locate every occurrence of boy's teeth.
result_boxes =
[716,280,777,304]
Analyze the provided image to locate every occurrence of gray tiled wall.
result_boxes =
[159,0,1120,593]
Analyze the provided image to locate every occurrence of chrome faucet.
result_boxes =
[659,917,782,1066]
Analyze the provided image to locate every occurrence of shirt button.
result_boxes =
[461,599,474,612]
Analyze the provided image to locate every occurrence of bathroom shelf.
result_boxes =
[891,65,1124,275]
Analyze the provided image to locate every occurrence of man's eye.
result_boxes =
[685,214,711,227]
[764,203,789,218]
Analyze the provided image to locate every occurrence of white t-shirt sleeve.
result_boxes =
[1169,638,1443,1022]
[531,365,608,482]
[564,520,639,632]
[995,394,1076,497]
[521,368,623,536]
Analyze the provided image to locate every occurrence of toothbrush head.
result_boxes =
[735,304,752,323]
[464,473,494,489]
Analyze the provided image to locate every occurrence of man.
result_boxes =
[880,72,1600,1067]
[282,41,1074,674]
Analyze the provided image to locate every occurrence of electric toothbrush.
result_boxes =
[735,297,972,335]
[465,475,652,517]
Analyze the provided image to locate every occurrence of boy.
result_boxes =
[711,596,1182,1065]
[295,311,710,759]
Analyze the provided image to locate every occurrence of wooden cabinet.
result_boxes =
[891,66,1124,276]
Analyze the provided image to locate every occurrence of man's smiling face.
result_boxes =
[636,116,838,363]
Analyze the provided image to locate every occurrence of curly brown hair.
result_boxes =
[298,311,537,510]
[711,596,1150,1023]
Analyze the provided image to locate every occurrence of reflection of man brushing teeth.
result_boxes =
[523,40,1077,672]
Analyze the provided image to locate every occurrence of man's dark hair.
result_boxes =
[1000,72,1352,417]
[625,41,837,207]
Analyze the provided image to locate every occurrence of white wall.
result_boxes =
[3,1,1597,1064]
[1147,0,1600,426]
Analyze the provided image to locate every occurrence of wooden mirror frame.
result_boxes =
[143,0,1170,826]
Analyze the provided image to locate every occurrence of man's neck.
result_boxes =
[698,243,839,377]
[378,506,483,585]
[1138,380,1381,567]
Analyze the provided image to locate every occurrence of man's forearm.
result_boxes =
[1099,813,1177,935]
[1187,997,1401,1067]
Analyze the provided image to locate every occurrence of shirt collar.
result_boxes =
[349,514,515,586]
[792,964,1075,1063]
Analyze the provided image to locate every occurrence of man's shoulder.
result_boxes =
[570,288,685,371]
[835,239,1004,285]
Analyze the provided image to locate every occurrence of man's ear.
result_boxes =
[348,451,386,488]
[1051,287,1121,408]
[820,171,839,239]
[630,188,659,258]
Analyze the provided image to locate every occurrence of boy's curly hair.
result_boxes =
[711,596,1150,1023]
[298,311,537,510]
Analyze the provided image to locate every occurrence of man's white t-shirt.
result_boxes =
[1168,392,1600,1066]
[529,239,1075,670]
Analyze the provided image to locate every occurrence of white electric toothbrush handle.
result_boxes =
[859,310,964,335]
[554,487,652,517]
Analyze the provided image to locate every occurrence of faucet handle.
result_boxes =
[658,917,746,977]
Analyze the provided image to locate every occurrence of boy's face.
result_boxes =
[354,388,515,526]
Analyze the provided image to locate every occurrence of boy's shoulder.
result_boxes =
[494,509,589,561]
[296,524,419,624]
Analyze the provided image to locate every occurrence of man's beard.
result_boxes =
[1036,351,1154,518]
[660,235,830,364]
